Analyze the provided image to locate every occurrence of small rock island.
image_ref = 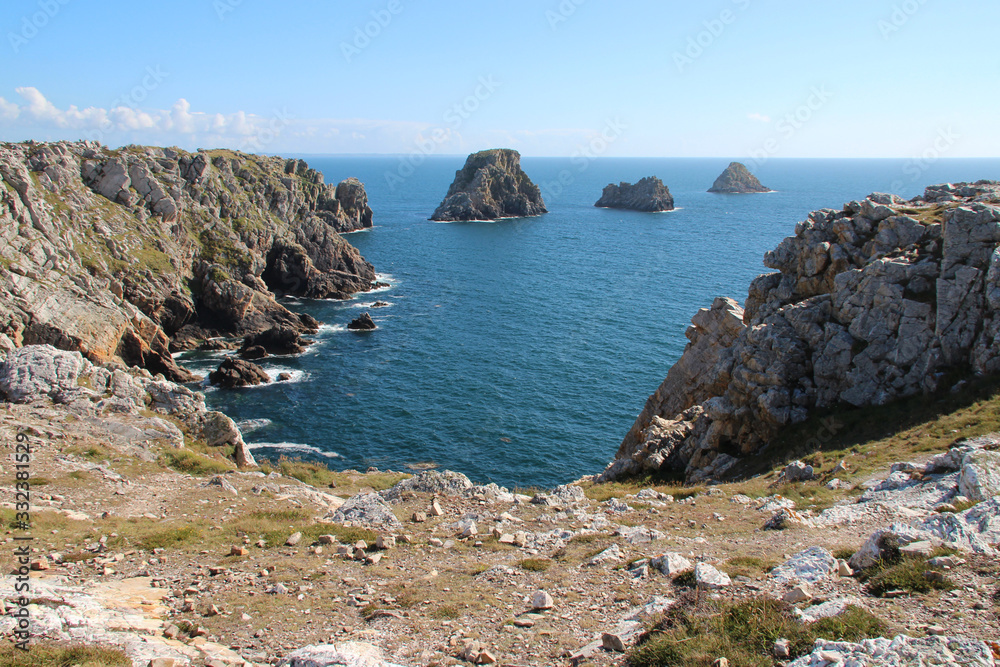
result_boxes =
[430,149,547,222]
[708,161,773,193]
[594,176,675,212]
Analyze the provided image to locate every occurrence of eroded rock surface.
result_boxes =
[0,141,377,380]
[595,176,674,212]
[604,182,1000,483]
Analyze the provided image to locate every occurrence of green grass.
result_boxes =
[259,457,410,492]
[627,595,890,667]
[723,556,776,579]
[936,499,980,513]
[429,604,462,620]
[108,520,203,552]
[159,449,234,476]
[0,643,130,667]
[518,558,553,572]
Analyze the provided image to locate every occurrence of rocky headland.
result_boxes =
[603,182,1000,484]
[430,149,547,222]
[594,177,675,212]
[708,161,773,193]
[0,140,379,382]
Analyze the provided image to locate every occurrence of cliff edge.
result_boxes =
[430,149,547,222]
[603,181,1000,483]
[0,141,378,380]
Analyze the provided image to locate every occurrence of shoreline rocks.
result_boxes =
[348,313,377,331]
[430,149,547,222]
[209,357,271,389]
[603,181,1000,484]
[595,176,675,212]
[708,162,772,193]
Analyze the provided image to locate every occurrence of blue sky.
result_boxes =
[1,0,997,157]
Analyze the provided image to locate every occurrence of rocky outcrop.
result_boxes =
[430,149,547,221]
[209,357,270,389]
[0,141,378,380]
[240,325,313,356]
[348,313,376,331]
[708,162,772,193]
[594,177,675,212]
[0,344,255,466]
[602,182,1000,483]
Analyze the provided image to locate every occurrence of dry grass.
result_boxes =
[0,643,130,667]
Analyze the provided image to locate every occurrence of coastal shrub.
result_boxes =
[627,595,890,667]
[0,643,130,667]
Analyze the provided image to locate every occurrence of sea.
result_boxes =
[177,157,1000,489]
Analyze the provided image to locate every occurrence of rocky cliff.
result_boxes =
[0,141,378,380]
[708,161,772,193]
[595,176,675,212]
[430,149,547,221]
[602,181,1000,483]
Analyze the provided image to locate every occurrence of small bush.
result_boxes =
[519,558,553,572]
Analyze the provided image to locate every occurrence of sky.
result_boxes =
[1,0,998,158]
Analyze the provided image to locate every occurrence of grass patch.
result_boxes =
[864,555,956,597]
[518,558,553,572]
[159,449,234,476]
[0,643,131,667]
[937,499,980,513]
[259,457,410,492]
[832,547,856,561]
[628,594,890,667]
[429,604,461,620]
[107,520,203,552]
[469,563,489,576]
[65,444,113,461]
[723,556,776,578]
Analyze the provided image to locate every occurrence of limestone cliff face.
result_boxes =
[430,149,547,221]
[708,162,772,193]
[0,141,377,380]
[595,176,675,212]
[603,182,1000,483]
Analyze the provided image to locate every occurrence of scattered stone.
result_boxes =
[229,546,248,557]
[602,620,643,652]
[285,532,302,547]
[531,590,554,610]
[330,493,404,531]
[694,563,731,590]
[376,535,395,550]
[585,544,624,566]
[276,642,405,667]
[782,585,813,604]
[651,552,693,577]
[430,498,444,516]
[786,635,996,667]
[773,638,791,659]
[412,511,427,523]
[770,547,838,584]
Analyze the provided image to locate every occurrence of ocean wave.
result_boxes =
[249,442,340,459]
[266,368,307,384]
[238,418,272,433]
[318,323,348,334]
[351,301,393,309]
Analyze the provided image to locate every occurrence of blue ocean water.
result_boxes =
[180,157,1000,488]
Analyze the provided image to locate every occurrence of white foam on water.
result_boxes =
[351,301,393,309]
[265,368,307,384]
[318,323,348,334]
[249,442,340,459]
[238,418,272,434]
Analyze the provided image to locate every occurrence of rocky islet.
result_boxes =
[594,176,675,212]
[430,149,547,222]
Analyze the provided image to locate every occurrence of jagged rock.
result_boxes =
[330,493,404,531]
[0,141,378,380]
[209,357,270,388]
[383,470,473,499]
[277,642,406,667]
[0,345,84,403]
[651,552,693,577]
[763,508,810,531]
[958,449,1000,502]
[603,183,1000,483]
[585,544,624,566]
[347,313,376,331]
[430,149,546,222]
[786,635,996,667]
[694,563,731,590]
[771,547,838,584]
[779,460,815,482]
[531,484,587,507]
[595,176,674,212]
[241,326,313,356]
[708,162,772,193]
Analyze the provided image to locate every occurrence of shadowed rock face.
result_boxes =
[595,177,675,212]
[708,162,772,193]
[0,141,378,380]
[603,181,1000,484]
[431,149,547,221]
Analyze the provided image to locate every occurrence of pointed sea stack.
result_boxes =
[594,176,674,212]
[430,149,547,221]
[708,162,772,193]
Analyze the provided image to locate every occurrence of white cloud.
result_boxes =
[747,112,771,123]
